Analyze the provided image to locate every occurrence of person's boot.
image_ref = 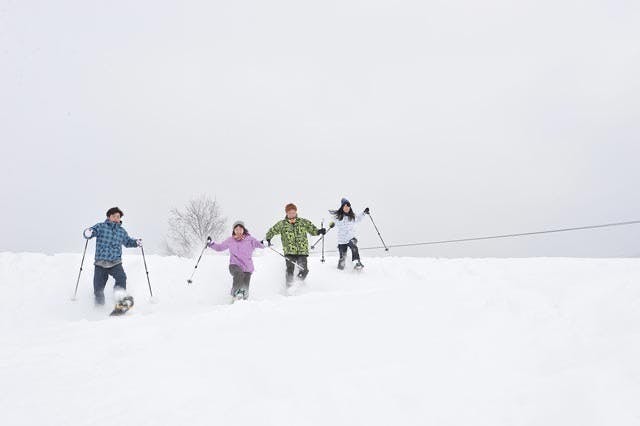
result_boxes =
[233,289,247,302]
[337,257,346,270]
[353,260,364,270]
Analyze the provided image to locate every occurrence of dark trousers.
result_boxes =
[93,264,127,300]
[338,238,360,261]
[285,255,308,285]
[229,264,252,296]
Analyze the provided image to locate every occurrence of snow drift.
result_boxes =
[0,251,639,426]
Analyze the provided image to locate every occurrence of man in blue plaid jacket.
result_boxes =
[84,207,142,305]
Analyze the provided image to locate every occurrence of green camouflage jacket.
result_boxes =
[265,217,319,255]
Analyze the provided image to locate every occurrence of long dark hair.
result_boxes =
[232,225,249,236]
[330,203,356,221]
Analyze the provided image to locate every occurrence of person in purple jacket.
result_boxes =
[208,220,265,301]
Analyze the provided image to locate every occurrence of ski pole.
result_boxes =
[321,219,325,263]
[71,239,89,301]
[187,237,212,284]
[311,222,335,249]
[368,212,389,251]
[140,245,154,298]
[266,245,307,271]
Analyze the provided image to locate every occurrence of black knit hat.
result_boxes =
[106,207,124,218]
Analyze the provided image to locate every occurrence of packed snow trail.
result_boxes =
[0,252,639,425]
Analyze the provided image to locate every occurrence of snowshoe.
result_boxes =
[110,295,134,316]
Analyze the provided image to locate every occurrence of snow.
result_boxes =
[1,251,639,425]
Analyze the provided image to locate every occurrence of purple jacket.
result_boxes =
[208,234,264,273]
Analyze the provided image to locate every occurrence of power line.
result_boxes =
[313,219,640,253]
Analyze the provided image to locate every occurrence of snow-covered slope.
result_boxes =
[1,252,639,425]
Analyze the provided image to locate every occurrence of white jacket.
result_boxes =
[333,211,366,244]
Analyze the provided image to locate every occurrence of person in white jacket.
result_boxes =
[329,198,369,270]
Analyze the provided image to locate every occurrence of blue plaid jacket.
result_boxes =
[84,220,138,261]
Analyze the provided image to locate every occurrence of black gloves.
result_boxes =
[318,228,327,235]
[364,207,370,215]
[261,239,272,247]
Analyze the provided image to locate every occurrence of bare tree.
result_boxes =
[164,195,227,257]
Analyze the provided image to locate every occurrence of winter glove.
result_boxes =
[83,228,94,239]
[318,228,327,235]
[261,239,272,247]
[328,222,335,228]
[364,207,370,215]
[136,239,143,247]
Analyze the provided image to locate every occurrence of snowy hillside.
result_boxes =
[1,252,639,425]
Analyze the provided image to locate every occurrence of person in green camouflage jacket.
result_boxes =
[265,203,326,285]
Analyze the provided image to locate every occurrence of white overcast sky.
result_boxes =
[1,0,639,257]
